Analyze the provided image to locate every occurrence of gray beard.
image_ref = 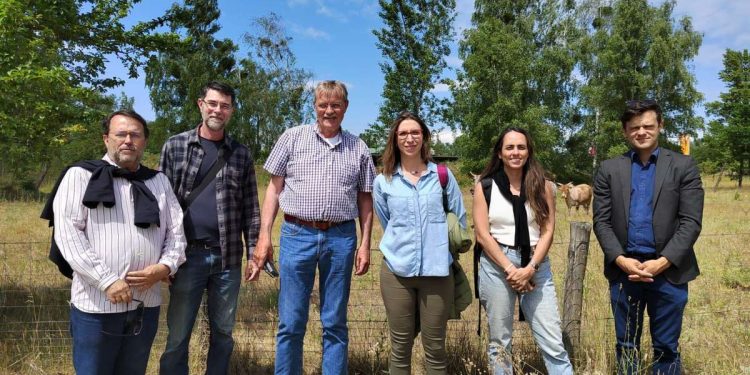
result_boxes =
[204,118,226,132]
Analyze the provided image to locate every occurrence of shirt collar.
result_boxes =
[102,154,140,171]
[314,124,347,148]
[629,147,660,164]
[188,124,233,150]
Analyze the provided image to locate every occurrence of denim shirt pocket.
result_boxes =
[427,192,446,223]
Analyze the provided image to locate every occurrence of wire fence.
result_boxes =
[1,234,749,374]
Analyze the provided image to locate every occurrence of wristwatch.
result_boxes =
[528,260,539,271]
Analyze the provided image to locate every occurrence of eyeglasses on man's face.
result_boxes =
[109,131,144,141]
[200,99,232,111]
[102,299,144,337]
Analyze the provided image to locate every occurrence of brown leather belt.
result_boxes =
[284,214,342,231]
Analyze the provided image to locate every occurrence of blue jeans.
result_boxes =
[610,272,688,375]
[159,246,241,375]
[274,219,357,375]
[478,248,573,375]
[70,304,160,375]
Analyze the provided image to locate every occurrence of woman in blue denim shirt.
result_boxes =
[473,127,573,374]
[373,111,467,375]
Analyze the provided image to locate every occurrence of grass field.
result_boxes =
[0,171,748,374]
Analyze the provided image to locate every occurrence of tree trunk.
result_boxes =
[713,164,725,192]
[739,158,745,189]
[35,163,50,191]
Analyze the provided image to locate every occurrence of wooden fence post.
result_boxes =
[562,221,592,361]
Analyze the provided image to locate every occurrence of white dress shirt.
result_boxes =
[53,155,186,313]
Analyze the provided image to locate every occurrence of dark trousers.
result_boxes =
[609,272,688,375]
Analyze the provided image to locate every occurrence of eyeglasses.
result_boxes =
[200,99,232,111]
[397,130,423,139]
[109,131,144,141]
[316,102,345,111]
[102,299,144,336]
[625,99,658,109]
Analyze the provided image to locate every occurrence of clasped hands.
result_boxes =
[505,264,535,293]
[615,255,671,282]
[105,264,171,304]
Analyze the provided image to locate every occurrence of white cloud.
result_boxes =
[669,0,750,68]
[291,24,331,40]
[435,128,462,144]
[672,0,750,46]
[666,0,750,107]
[445,54,463,69]
[693,43,729,71]
[287,0,360,22]
[315,1,350,22]
[431,83,451,94]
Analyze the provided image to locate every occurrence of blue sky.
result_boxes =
[109,0,750,138]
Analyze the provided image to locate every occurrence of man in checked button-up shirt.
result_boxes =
[249,80,376,375]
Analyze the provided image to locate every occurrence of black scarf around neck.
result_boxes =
[41,160,160,279]
[491,169,531,267]
[42,160,160,228]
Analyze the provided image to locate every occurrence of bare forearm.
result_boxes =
[259,176,284,239]
[476,231,513,270]
[357,192,373,248]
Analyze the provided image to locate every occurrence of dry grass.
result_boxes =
[0,173,749,374]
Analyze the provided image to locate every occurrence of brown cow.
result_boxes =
[557,182,593,214]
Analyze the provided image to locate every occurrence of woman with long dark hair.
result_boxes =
[473,127,573,374]
[373,111,467,374]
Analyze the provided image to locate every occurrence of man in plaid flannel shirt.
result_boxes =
[159,81,260,375]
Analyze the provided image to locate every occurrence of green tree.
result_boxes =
[145,6,312,161]
[449,0,577,175]
[0,0,175,193]
[233,13,313,160]
[574,0,703,180]
[361,0,456,149]
[144,0,238,149]
[704,49,750,188]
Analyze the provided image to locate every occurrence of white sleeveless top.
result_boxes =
[488,181,540,246]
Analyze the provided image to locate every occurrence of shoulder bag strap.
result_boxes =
[437,164,449,212]
[181,146,232,210]
[475,177,494,335]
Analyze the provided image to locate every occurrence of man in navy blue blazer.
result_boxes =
[593,99,704,375]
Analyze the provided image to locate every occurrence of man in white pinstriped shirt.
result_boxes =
[53,110,186,375]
